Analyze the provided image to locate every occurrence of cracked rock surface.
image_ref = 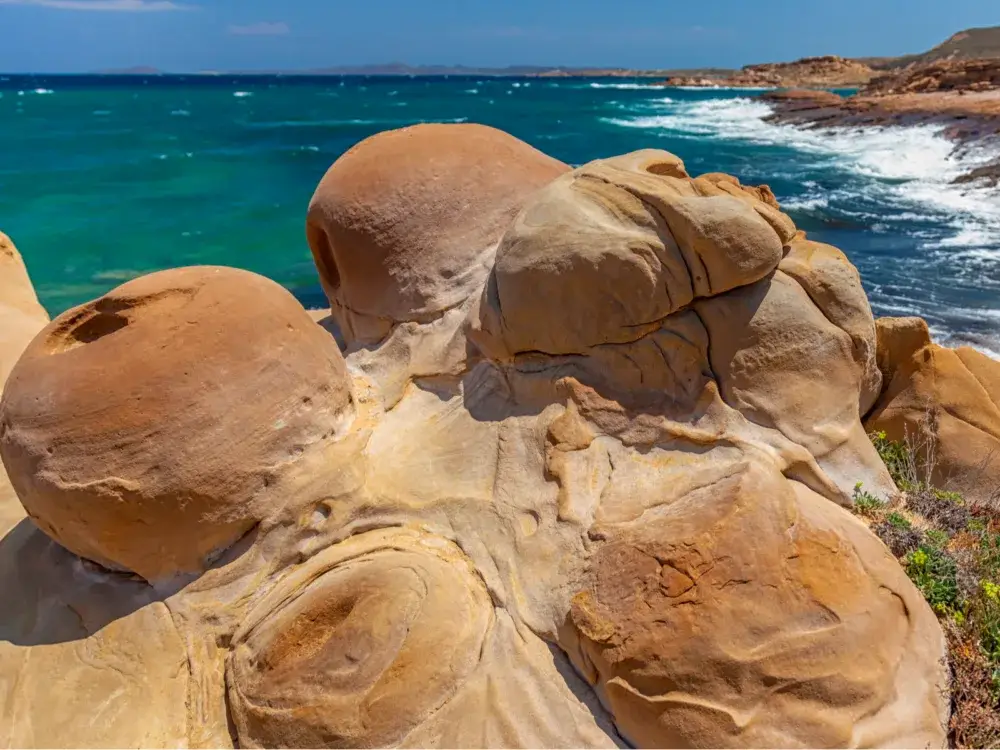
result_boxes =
[0,124,950,748]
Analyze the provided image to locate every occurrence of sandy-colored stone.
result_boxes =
[0,266,355,583]
[0,233,49,390]
[867,316,1000,505]
[476,150,784,357]
[307,123,568,345]
[563,462,947,749]
[0,133,950,749]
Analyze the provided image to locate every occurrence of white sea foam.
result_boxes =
[33,88,54,95]
[465,88,479,94]
[171,109,191,117]
[669,85,776,91]
[588,82,662,90]
[606,96,1000,253]
[233,91,252,98]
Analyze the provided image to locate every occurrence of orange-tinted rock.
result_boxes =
[866,316,1000,505]
[563,463,948,748]
[664,56,874,88]
[0,233,49,390]
[307,123,568,344]
[0,266,354,582]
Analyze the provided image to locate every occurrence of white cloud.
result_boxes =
[228,21,290,36]
[0,0,188,10]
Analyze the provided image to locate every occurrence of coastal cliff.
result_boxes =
[662,55,875,89]
[1,122,998,747]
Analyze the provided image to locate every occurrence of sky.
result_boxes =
[0,0,997,73]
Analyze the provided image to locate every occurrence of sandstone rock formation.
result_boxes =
[0,131,950,748]
[867,316,1000,507]
[0,232,49,390]
[663,55,874,89]
[0,266,355,583]
[306,122,568,346]
[863,58,1000,95]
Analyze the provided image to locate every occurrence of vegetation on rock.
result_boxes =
[859,429,1000,748]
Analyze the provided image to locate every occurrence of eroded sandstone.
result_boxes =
[0,129,954,749]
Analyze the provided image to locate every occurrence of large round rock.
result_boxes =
[227,530,493,748]
[307,123,567,344]
[0,266,354,582]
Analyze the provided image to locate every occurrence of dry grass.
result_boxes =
[858,425,1000,749]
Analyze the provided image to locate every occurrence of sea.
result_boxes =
[1,74,999,356]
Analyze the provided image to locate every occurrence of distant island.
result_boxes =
[85,25,1000,81]
[94,63,737,79]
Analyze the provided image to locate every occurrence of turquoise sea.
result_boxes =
[1,74,999,355]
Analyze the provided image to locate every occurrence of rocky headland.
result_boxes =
[662,55,875,89]
[0,123,999,748]
[760,58,1000,186]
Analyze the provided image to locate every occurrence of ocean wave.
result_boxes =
[588,82,662,90]
[32,88,54,95]
[606,96,1000,253]
[170,109,191,117]
[233,91,253,98]
[465,88,479,94]
[669,85,776,91]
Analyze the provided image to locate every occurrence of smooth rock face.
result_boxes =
[0,134,950,749]
[867,316,1000,506]
[307,122,568,345]
[0,233,49,390]
[564,463,947,749]
[0,266,354,582]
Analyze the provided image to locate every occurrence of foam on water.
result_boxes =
[604,94,1000,358]
[233,91,252,98]
[588,82,663,90]
[606,96,1000,253]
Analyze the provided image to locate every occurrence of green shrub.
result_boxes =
[906,544,961,615]
[886,512,912,530]
[852,482,883,517]
[871,430,913,490]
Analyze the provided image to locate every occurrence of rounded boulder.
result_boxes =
[0,266,354,582]
[307,123,568,344]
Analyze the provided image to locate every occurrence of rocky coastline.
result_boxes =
[759,63,1000,187]
[661,55,875,89]
[1,122,999,747]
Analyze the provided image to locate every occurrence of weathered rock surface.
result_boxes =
[306,122,568,346]
[0,131,950,749]
[866,316,1000,507]
[663,55,874,89]
[0,233,49,390]
[0,266,355,583]
[863,58,1000,95]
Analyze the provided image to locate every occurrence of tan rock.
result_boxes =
[0,266,355,582]
[477,150,785,357]
[866,316,1000,505]
[562,462,947,748]
[0,135,950,748]
[0,233,49,390]
[307,123,568,345]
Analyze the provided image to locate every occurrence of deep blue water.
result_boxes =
[1,74,998,354]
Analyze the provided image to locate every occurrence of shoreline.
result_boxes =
[760,89,1000,186]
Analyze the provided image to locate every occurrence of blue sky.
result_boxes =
[0,0,997,73]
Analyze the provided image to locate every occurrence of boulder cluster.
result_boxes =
[1,122,998,748]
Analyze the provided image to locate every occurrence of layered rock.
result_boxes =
[862,58,1000,95]
[866,316,1000,507]
[0,131,950,749]
[306,122,568,346]
[663,55,874,89]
